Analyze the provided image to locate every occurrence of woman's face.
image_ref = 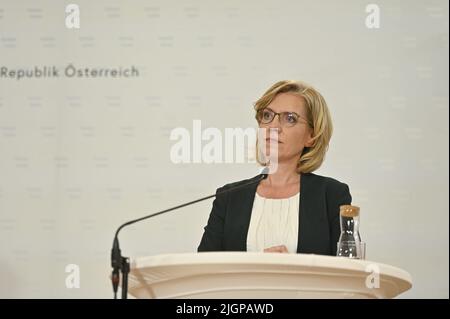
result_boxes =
[259,92,314,163]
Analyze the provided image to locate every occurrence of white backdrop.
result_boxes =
[0,0,448,298]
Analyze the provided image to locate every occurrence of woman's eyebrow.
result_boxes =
[267,106,300,114]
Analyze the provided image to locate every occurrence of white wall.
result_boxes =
[0,0,448,298]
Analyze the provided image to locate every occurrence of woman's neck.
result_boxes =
[264,159,300,187]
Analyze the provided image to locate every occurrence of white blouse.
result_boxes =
[246,192,300,253]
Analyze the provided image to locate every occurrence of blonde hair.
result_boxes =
[254,80,333,173]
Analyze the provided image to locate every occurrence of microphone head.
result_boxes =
[260,167,270,179]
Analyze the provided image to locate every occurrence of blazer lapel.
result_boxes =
[231,176,259,251]
[297,172,313,253]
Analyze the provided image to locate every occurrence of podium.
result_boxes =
[127,252,412,299]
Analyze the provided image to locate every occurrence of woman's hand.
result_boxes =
[263,245,288,253]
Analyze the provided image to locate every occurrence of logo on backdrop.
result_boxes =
[0,65,140,80]
[65,4,81,29]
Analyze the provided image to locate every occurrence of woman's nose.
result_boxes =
[266,126,281,138]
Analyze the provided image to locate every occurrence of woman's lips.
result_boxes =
[266,138,282,144]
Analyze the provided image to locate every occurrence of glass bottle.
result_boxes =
[337,205,365,259]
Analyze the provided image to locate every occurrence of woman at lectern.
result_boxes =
[198,80,352,256]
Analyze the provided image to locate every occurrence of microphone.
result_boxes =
[111,167,269,299]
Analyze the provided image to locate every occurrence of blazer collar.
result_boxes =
[297,172,313,253]
[234,175,259,250]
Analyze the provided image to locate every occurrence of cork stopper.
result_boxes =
[340,205,360,217]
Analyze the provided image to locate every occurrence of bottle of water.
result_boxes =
[337,205,365,259]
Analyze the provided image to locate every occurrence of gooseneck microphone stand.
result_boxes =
[111,168,269,299]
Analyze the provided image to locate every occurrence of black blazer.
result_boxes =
[198,172,352,256]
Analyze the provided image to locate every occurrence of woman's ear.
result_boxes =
[305,138,314,147]
[304,129,315,147]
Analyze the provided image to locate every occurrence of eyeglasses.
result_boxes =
[256,108,308,128]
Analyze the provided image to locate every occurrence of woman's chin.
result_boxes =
[263,150,289,162]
